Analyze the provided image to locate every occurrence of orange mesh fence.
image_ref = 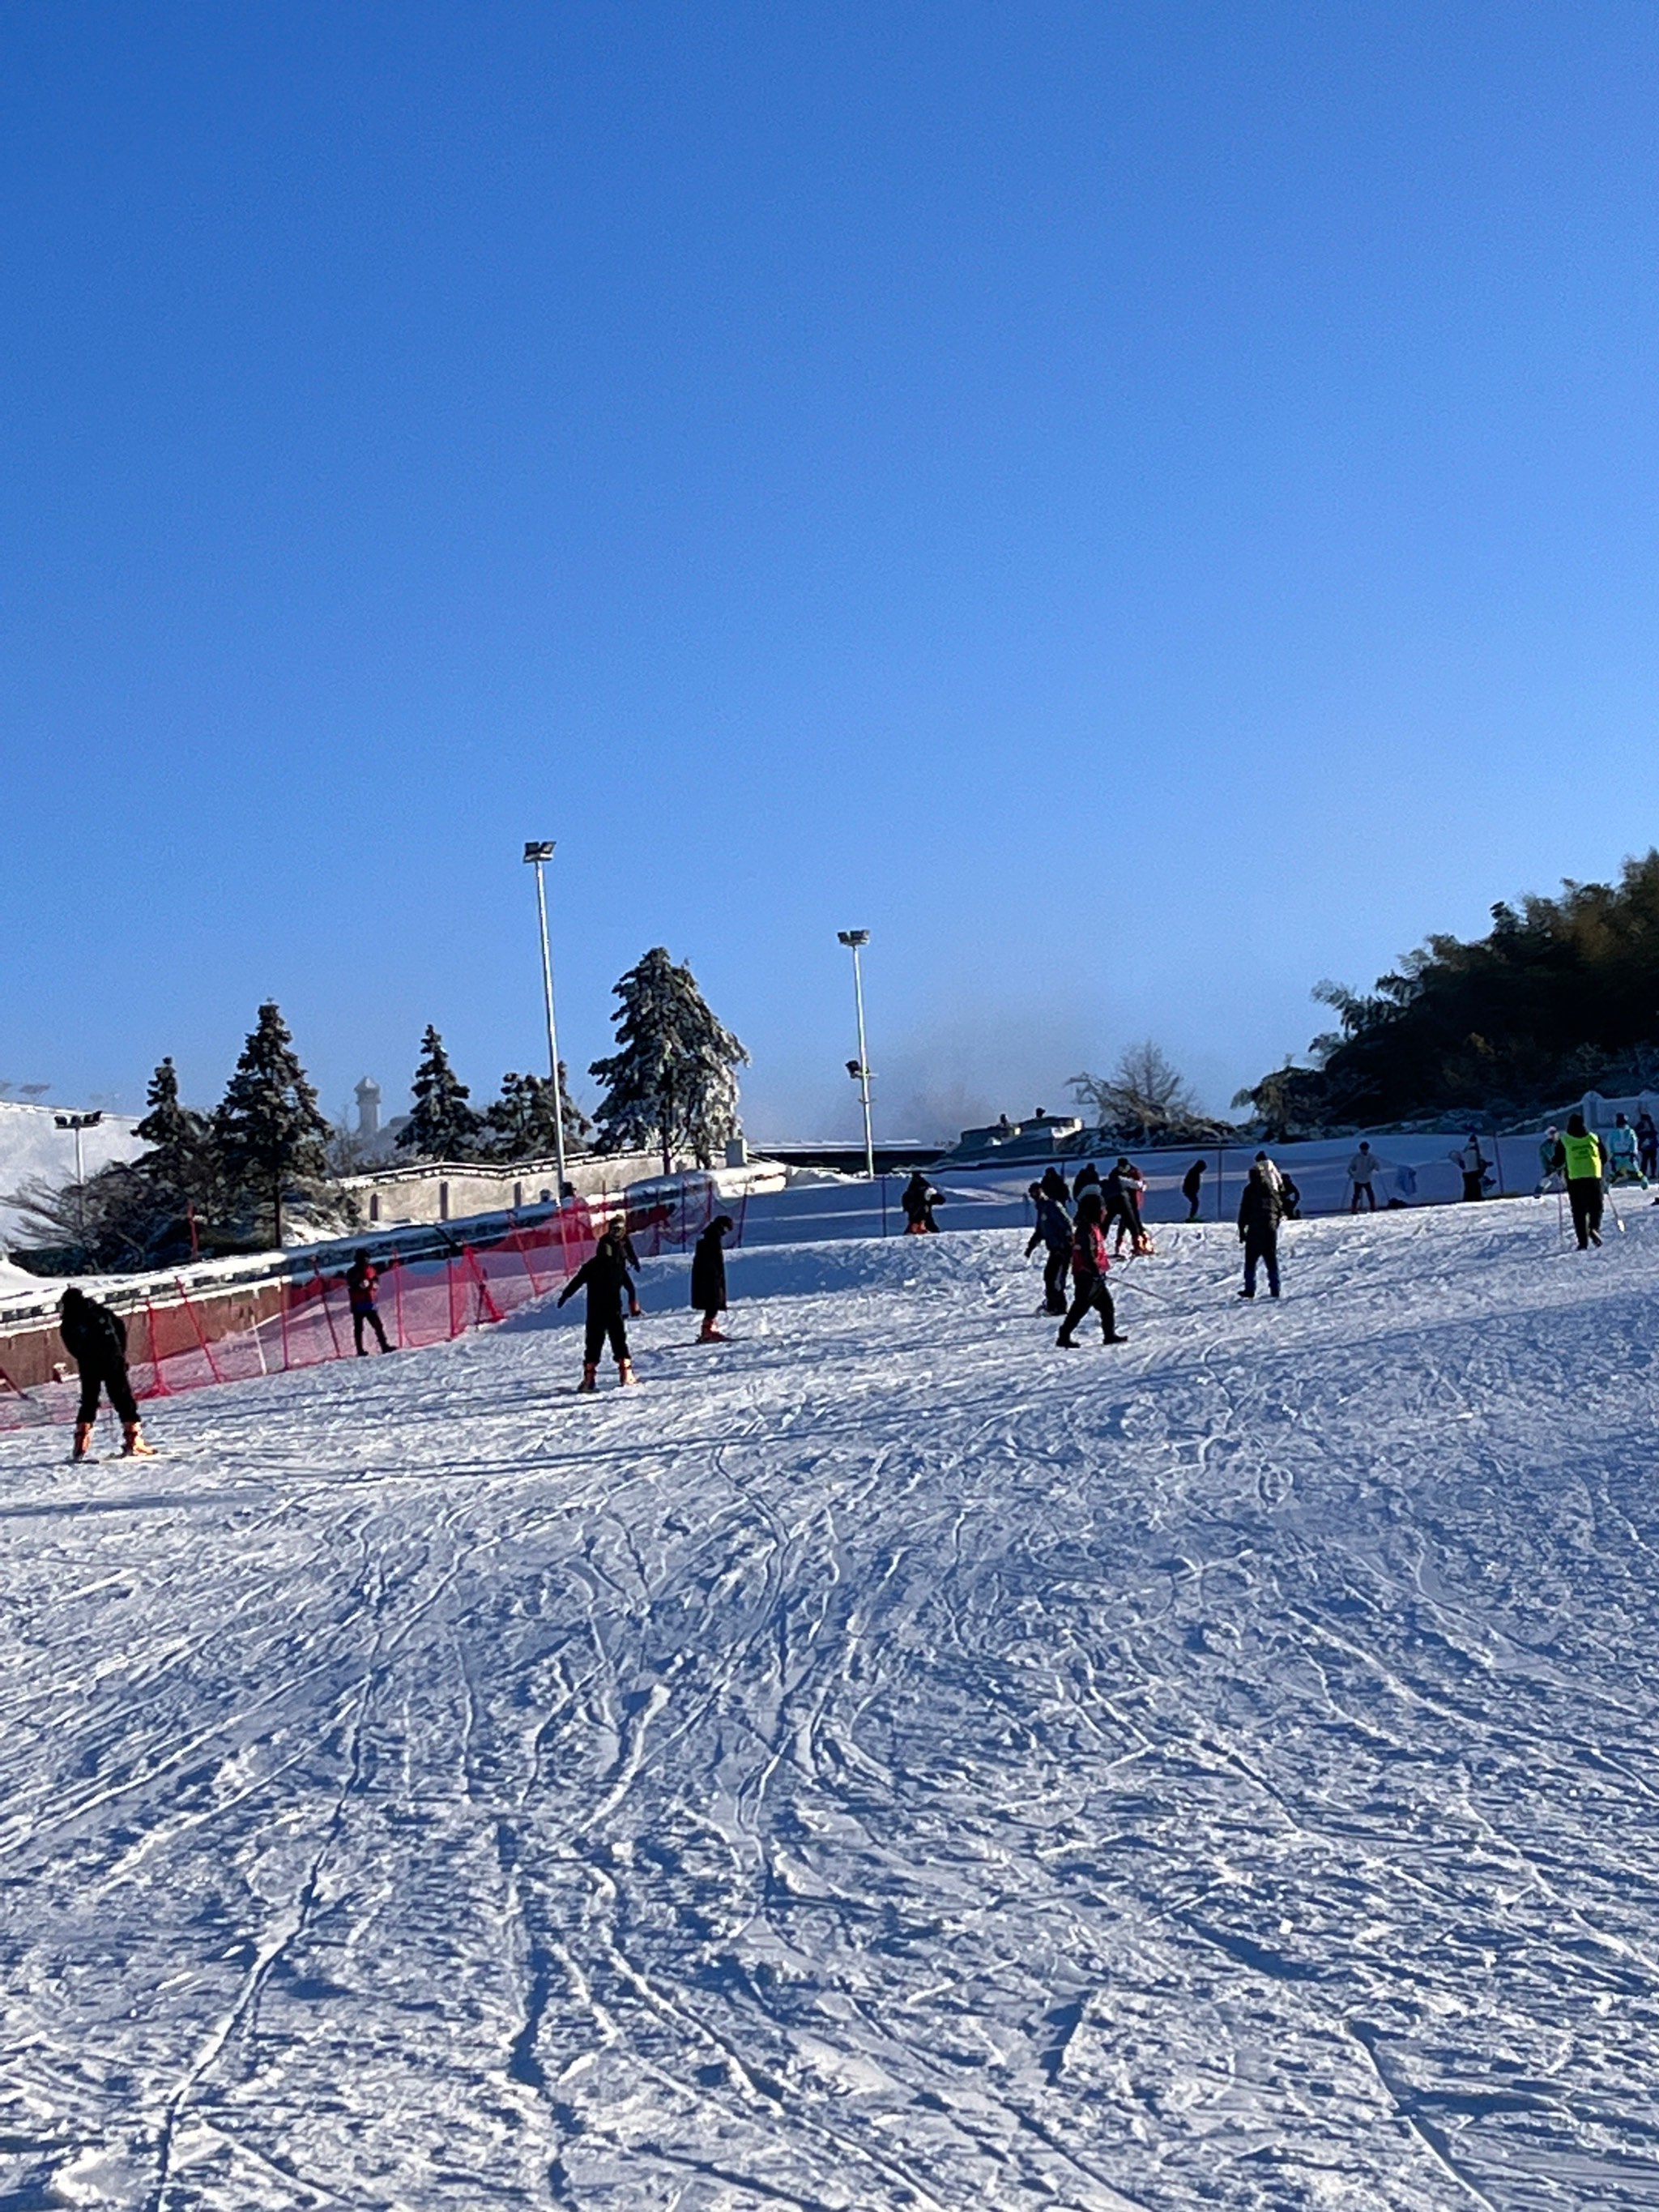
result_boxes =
[0,1201,605,1434]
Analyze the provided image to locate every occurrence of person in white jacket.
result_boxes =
[1347,1142,1383,1213]
[1451,1135,1490,1202]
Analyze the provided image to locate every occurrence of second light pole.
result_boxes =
[522,841,569,1200]
[838,929,875,1179]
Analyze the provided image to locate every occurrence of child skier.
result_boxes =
[690,1214,735,1341]
[557,1219,642,1389]
[346,1249,392,1355]
[1105,1158,1151,1256]
[1056,1189,1127,1347]
[59,1286,155,1461]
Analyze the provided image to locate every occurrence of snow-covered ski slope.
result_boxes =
[3,1198,1658,2210]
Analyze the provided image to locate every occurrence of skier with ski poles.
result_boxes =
[690,1214,735,1342]
[1056,1189,1128,1348]
[58,1286,155,1461]
[1560,1113,1606,1250]
[1024,1176,1073,1316]
[557,1218,642,1390]
[1237,1162,1284,1300]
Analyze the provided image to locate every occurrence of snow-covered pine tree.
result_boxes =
[588,948,748,1172]
[481,1066,592,1162]
[134,1056,219,1256]
[396,1026,484,1161]
[213,1004,335,1248]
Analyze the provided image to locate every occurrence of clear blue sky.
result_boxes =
[5,2,1657,1140]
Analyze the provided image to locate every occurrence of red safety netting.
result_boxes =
[0,1197,621,1433]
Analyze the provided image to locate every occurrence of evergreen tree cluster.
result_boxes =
[8,1006,343,1269]
[393,950,744,1174]
[1237,851,1659,1134]
[11,946,749,1270]
[393,1031,593,1163]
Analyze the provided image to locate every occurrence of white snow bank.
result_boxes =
[2,1195,1658,2206]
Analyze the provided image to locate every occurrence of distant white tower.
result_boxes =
[355,1077,382,1138]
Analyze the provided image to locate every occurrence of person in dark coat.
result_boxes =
[557,1219,642,1390]
[1025,1181,1073,1315]
[59,1286,154,1461]
[1278,1171,1302,1220]
[1104,1158,1151,1256]
[346,1249,392,1355]
[691,1214,735,1342]
[1180,1159,1206,1221]
[901,1172,942,1233]
[1056,1189,1127,1347]
[1236,1164,1284,1300]
[1639,1108,1659,1182]
[1071,1162,1101,1205]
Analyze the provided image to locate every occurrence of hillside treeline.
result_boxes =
[1238,851,1659,1135]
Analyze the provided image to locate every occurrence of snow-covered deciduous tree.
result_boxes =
[213,1004,337,1247]
[396,1027,484,1162]
[481,1067,592,1163]
[589,948,748,1172]
[1068,1042,1213,1143]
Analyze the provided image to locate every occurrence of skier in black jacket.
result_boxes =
[1024,1181,1073,1314]
[557,1219,641,1390]
[1180,1159,1206,1221]
[1236,1164,1283,1300]
[901,1173,941,1233]
[691,1214,735,1342]
[59,1286,155,1461]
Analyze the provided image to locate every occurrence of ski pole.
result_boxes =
[1604,1182,1626,1236]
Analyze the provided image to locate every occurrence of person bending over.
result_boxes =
[59,1286,155,1461]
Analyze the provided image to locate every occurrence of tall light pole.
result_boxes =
[54,1110,102,1256]
[522,842,569,1200]
[837,930,875,1179]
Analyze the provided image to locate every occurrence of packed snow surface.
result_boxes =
[3,1198,1658,2209]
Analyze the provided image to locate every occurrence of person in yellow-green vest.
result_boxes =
[1560,1112,1606,1249]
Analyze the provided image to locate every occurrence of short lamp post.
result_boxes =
[55,1110,103,1256]
[837,930,875,1179]
[522,842,569,1201]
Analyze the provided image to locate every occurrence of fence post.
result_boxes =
[735,1186,749,1247]
[312,1263,345,1361]
[463,1245,504,1326]
[446,1254,461,1339]
[175,1279,226,1385]
[143,1298,172,1397]
[392,1257,407,1348]
[279,1276,292,1371]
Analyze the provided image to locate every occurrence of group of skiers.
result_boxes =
[49,1108,1659,1431]
[1024,1148,1296,1347]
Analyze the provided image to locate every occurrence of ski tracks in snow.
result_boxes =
[2,1200,1659,2206]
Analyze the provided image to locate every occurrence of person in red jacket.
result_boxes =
[1056,1190,1128,1347]
[346,1250,392,1355]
